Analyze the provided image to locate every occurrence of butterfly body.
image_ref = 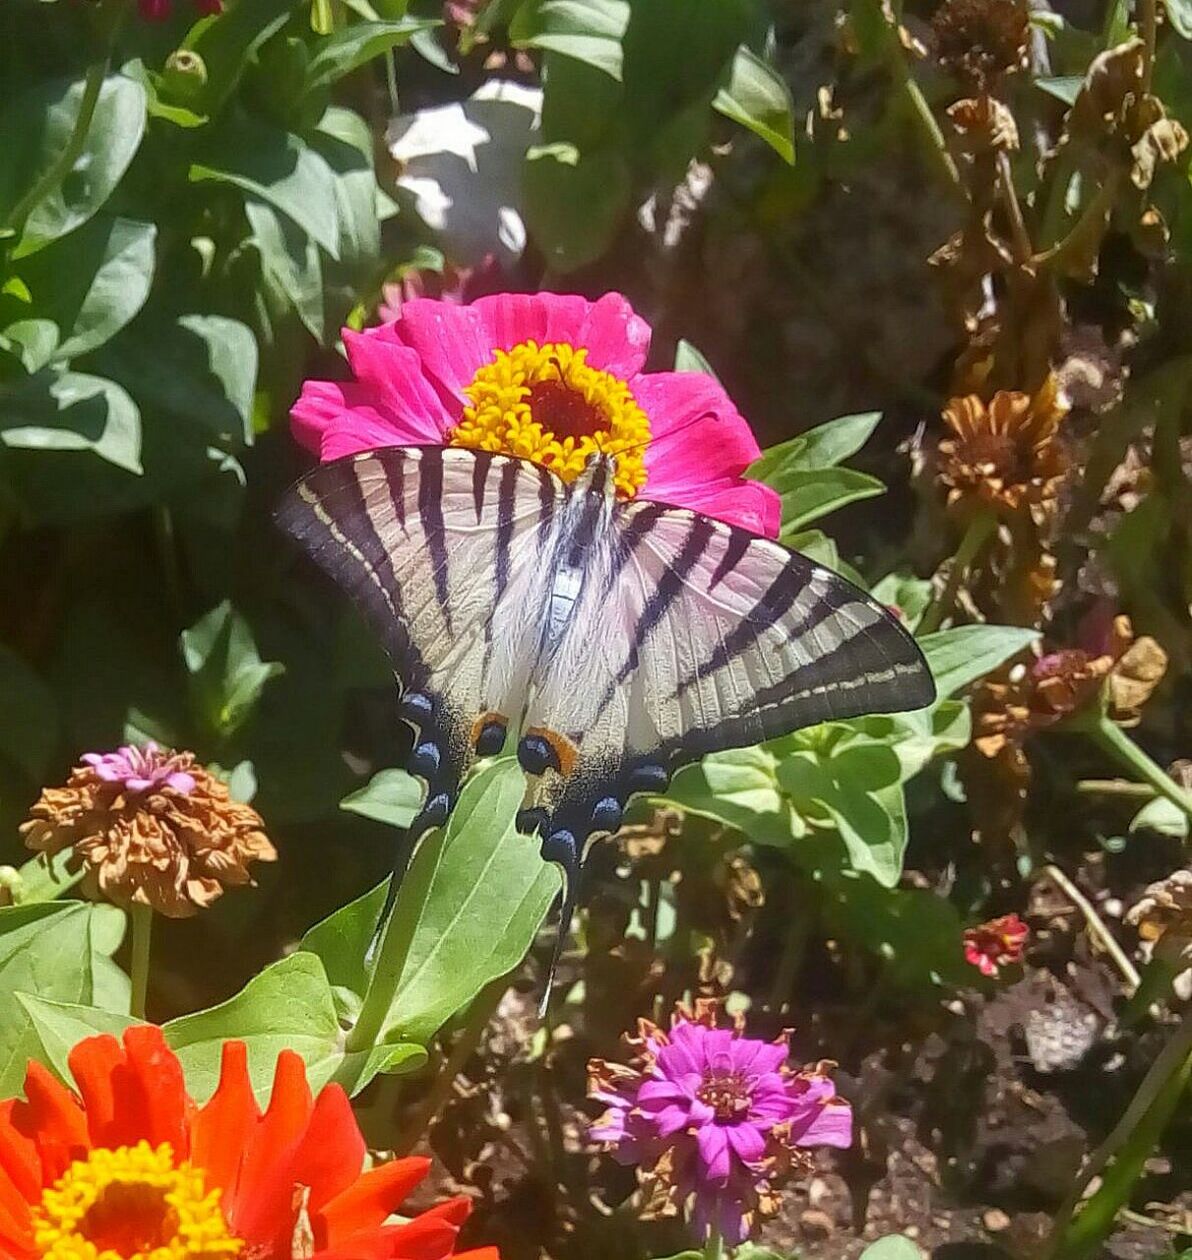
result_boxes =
[277,444,935,973]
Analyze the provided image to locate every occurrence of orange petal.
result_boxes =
[412,1197,470,1229]
[192,1042,259,1207]
[289,1085,366,1214]
[454,1252,501,1260]
[320,1158,430,1245]
[15,1063,87,1182]
[67,1034,124,1148]
[0,1171,33,1256]
[229,1051,313,1246]
[372,1217,460,1260]
[0,1102,41,1201]
[121,1026,192,1156]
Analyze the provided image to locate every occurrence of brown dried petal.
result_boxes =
[1127,870,1192,948]
[948,95,1020,153]
[1069,40,1145,142]
[1108,635,1168,722]
[1131,113,1189,188]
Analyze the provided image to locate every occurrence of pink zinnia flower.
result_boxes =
[963,912,1029,977]
[291,292,780,536]
[588,1000,852,1245]
[81,741,197,795]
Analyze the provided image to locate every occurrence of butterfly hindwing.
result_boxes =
[277,446,562,835]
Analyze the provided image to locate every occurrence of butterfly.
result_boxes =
[277,445,936,981]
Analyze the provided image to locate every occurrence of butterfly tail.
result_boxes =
[364,797,449,965]
[538,829,582,1018]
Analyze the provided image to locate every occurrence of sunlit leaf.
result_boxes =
[713,44,795,164]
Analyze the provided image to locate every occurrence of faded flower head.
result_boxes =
[931,0,1029,88]
[588,1000,852,1245]
[948,94,1020,154]
[21,744,275,917]
[939,377,1069,520]
[964,912,1029,977]
[1127,871,1192,958]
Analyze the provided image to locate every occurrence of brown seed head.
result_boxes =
[931,0,1029,87]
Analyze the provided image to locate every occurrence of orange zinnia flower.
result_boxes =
[0,1026,495,1260]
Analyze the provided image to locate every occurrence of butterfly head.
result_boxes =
[575,450,621,503]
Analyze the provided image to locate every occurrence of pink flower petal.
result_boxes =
[637,1080,687,1106]
[696,1124,731,1185]
[637,372,760,480]
[652,1104,691,1139]
[657,476,781,537]
[726,1123,766,1165]
[341,330,457,439]
[793,1100,854,1149]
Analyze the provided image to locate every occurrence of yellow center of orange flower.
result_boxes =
[33,1142,242,1260]
[450,340,650,497]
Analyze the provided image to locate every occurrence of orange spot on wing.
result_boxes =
[525,726,579,777]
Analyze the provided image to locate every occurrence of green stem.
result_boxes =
[346,915,409,1055]
[703,1224,725,1260]
[1046,1015,1192,1260]
[1086,714,1192,822]
[1041,865,1140,993]
[918,512,996,636]
[392,976,506,1156]
[129,904,153,1021]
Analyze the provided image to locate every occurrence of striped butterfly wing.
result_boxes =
[277,446,561,842]
[519,499,935,872]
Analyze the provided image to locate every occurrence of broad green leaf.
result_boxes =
[850,701,972,781]
[777,467,885,534]
[246,198,324,343]
[712,44,795,164]
[302,881,388,999]
[523,141,630,271]
[1130,796,1188,838]
[860,1237,924,1260]
[313,107,381,275]
[305,19,440,90]
[665,747,800,846]
[11,850,84,904]
[1035,75,1084,104]
[1161,0,1192,38]
[779,744,906,885]
[0,369,142,473]
[181,601,284,739]
[751,412,882,483]
[0,75,147,257]
[191,118,342,258]
[917,625,1039,698]
[0,902,129,1099]
[6,217,156,362]
[510,0,630,80]
[869,571,933,631]
[15,995,139,1086]
[0,644,57,780]
[371,759,559,1044]
[340,769,422,829]
[163,952,425,1104]
[673,338,719,378]
[185,0,296,115]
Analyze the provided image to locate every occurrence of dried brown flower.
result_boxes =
[938,376,1069,519]
[1126,870,1192,955]
[931,0,1029,87]
[21,743,276,916]
[948,95,1020,154]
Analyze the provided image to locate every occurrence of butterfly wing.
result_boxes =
[518,499,935,860]
[276,446,561,840]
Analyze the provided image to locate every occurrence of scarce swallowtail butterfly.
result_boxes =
[277,445,935,991]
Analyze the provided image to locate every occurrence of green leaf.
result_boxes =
[1035,74,1084,104]
[523,141,630,272]
[0,369,142,473]
[305,19,440,90]
[673,338,719,378]
[777,467,885,534]
[246,198,324,343]
[181,601,284,739]
[11,850,84,904]
[185,0,297,116]
[0,902,129,1099]
[0,644,57,780]
[340,769,422,829]
[713,44,795,164]
[666,747,799,846]
[779,744,907,885]
[0,74,147,258]
[313,107,382,275]
[301,881,387,999]
[751,411,882,482]
[15,995,139,1086]
[1161,0,1192,39]
[191,118,342,258]
[860,1237,924,1260]
[5,217,156,363]
[347,760,558,1044]
[510,0,630,79]
[163,952,425,1104]
[917,625,1039,698]
[1130,795,1188,839]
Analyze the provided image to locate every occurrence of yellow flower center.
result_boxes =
[33,1142,243,1260]
[450,340,650,497]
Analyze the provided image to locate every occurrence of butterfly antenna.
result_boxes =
[538,832,582,1018]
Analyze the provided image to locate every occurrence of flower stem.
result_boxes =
[1086,715,1192,823]
[129,903,153,1021]
[703,1224,725,1260]
[1040,865,1140,993]
[918,511,996,635]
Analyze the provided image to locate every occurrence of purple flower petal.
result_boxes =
[696,1124,731,1185]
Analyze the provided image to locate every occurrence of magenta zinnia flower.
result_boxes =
[291,292,780,536]
[81,741,197,795]
[963,912,1029,977]
[588,1001,852,1245]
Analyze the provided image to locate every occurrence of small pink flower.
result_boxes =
[291,292,780,537]
[588,1000,852,1245]
[963,912,1029,977]
[80,742,197,796]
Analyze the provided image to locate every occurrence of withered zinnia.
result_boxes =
[21,743,276,917]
